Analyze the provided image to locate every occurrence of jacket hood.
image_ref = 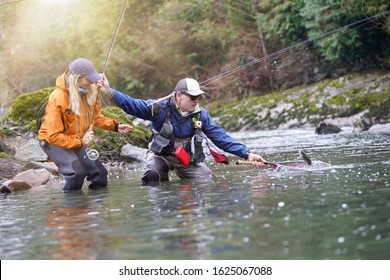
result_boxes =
[55,70,69,92]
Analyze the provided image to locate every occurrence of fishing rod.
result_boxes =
[194,11,390,166]
[144,12,390,164]
[236,148,311,167]
[86,0,129,160]
[102,0,128,73]
[235,150,333,172]
[235,152,305,169]
[235,160,304,168]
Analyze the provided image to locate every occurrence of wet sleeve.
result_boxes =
[92,98,117,131]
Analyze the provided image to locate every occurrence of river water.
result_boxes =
[1,126,389,260]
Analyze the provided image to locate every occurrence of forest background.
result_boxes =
[0,0,389,112]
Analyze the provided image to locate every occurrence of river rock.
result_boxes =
[353,117,373,132]
[367,123,390,133]
[315,121,342,134]
[0,180,32,193]
[0,138,15,155]
[120,143,147,163]
[13,168,53,188]
[14,139,48,162]
[21,161,59,174]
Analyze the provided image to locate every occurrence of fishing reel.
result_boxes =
[85,148,99,161]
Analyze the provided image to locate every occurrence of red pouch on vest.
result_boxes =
[175,146,191,166]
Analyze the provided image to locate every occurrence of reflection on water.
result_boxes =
[46,191,107,259]
[0,127,389,259]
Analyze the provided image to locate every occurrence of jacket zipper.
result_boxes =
[81,96,91,134]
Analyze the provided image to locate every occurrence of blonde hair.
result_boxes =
[66,73,98,116]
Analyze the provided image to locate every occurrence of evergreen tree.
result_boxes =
[300,0,390,64]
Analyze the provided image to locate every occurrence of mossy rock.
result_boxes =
[0,152,13,159]
[364,91,390,120]
[211,71,390,130]
[2,87,53,132]
[89,107,151,159]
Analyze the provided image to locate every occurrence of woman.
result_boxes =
[38,58,131,192]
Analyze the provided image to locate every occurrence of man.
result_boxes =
[98,76,266,184]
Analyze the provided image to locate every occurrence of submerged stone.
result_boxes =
[315,121,342,134]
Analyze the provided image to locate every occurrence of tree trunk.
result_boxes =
[251,0,273,89]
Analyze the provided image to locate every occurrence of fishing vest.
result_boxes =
[149,106,205,164]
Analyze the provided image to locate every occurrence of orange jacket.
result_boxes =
[38,73,118,148]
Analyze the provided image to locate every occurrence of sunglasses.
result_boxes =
[182,92,201,101]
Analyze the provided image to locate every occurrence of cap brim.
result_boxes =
[86,72,102,83]
[186,89,205,96]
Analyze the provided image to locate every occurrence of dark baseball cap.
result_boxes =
[69,58,102,83]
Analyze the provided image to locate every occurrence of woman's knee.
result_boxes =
[72,160,87,179]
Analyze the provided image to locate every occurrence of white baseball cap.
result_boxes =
[174,78,205,96]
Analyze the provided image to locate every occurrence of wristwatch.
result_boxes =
[245,151,251,160]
